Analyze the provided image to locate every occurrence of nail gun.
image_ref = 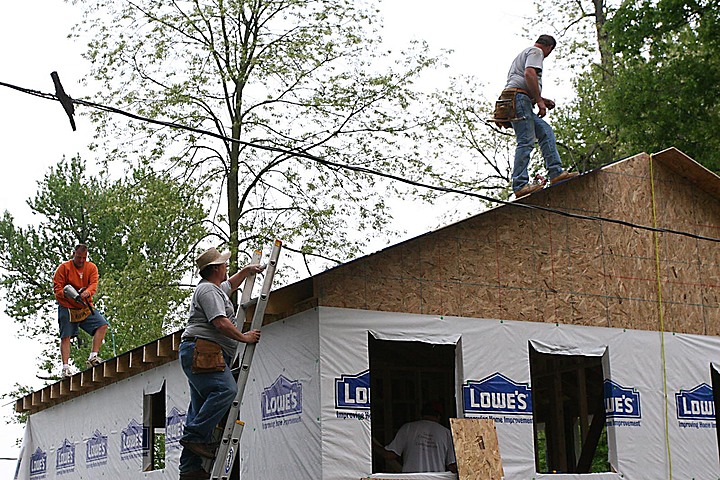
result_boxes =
[63,284,95,313]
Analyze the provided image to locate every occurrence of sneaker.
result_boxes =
[61,367,73,379]
[550,170,579,185]
[86,356,104,368]
[179,439,217,459]
[514,183,544,198]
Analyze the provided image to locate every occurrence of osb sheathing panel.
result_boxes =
[316,150,719,334]
[606,298,658,331]
[664,303,706,335]
[600,154,654,226]
[450,418,504,480]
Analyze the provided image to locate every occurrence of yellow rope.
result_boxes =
[649,154,672,479]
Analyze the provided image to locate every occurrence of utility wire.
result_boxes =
[2,78,719,244]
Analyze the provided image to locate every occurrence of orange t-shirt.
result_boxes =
[53,260,99,309]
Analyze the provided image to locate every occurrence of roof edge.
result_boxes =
[653,147,720,199]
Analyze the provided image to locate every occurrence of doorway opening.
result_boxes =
[369,335,457,473]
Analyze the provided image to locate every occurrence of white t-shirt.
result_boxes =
[505,45,544,92]
[385,420,457,473]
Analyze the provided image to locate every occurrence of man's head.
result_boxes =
[421,401,444,421]
[72,244,88,269]
[535,34,556,57]
[196,247,231,280]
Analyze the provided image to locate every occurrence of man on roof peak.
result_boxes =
[501,34,578,198]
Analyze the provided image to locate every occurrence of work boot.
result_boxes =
[61,366,73,379]
[86,356,104,368]
[179,469,210,480]
[514,183,544,198]
[179,439,217,459]
[550,170,579,185]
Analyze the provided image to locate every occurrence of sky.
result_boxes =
[0,0,563,476]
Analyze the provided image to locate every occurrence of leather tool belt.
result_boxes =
[491,88,531,128]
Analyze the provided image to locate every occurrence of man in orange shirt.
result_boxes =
[53,244,109,379]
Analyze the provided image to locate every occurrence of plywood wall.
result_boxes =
[316,150,720,335]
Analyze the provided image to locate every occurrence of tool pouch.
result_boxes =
[492,90,518,129]
[69,306,91,323]
[192,338,226,374]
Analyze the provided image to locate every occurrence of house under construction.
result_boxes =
[13,147,720,480]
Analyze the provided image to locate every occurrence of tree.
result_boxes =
[603,0,720,172]
[72,0,468,277]
[0,156,208,375]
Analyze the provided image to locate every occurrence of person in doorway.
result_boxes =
[503,34,578,198]
[178,247,265,480]
[384,401,458,473]
[53,243,109,379]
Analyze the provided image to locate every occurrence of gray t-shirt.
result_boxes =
[182,279,239,356]
[505,45,544,92]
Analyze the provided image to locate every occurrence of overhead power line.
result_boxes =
[1,77,719,244]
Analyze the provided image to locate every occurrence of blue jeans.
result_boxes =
[179,340,237,473]
[511,93,564,191]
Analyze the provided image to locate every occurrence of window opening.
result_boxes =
[143,382,166,471]
[529,345,610,473]
[369,335,457,473]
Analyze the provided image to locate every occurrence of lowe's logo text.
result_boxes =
[676,383,715,420]
[56,439,75,472]
[166,407,186,445]
[463,373,532,415]
[30,448,46,478]
[262,375,303,420]
[86,430,108,466]
[604,380,641,419]
[335,370,370,410]
[120,419,147,458]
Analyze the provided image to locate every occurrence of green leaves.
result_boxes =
[0,156,208,375]
[603,0,720,172]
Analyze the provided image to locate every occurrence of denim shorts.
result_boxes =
[58,304,109,338]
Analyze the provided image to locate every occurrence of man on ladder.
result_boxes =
[178,246,266,480]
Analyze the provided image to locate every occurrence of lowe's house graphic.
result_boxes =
[56,439,75,474]
[29,447,47,479]
[335,370,370,410]
[462,372,532,416]
[262,375,303,421]
[120,419,147,459]
[676,383,715,426]
[166,407,186,449]
[86,430,108,468]
[334,370,371,420]
[604,379,642,426]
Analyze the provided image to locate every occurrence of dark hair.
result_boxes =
[199,265,217,280]
[74,244,88,254]
[536,35,557,48]
[421,401,443,418]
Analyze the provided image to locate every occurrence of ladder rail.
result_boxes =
[209,239,282,480]
[231,249,262,366]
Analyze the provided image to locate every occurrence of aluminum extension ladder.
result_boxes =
[205,239,282,479]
